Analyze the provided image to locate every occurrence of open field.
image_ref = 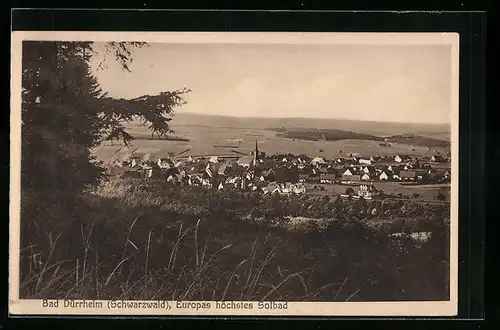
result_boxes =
[306,182,450,201]
[20,178,451,302]
[94,114,449,161]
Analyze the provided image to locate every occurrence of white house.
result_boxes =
[311,157,326,166]
[379,171,389,180]
[218,182,224,190]
[282,157,288,163]
[205,163,214,178]
[342,168,354,176]
[209,156,219,163]
[361,173,371,181]
[359,159,372,165]
[272,187,282,194]
[394,155,402,163]
[357,184,374,199]
[293,184,306,194]
[362,166,370,174]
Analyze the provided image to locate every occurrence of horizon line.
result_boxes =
[171,111,451,126]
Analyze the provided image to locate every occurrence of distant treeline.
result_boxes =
[271,128,449,148]
[276,128,381,142]
[385,135,449,148]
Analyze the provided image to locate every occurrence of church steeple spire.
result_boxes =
[253,139,259,167]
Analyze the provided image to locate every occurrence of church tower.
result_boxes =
[252,140,259,178]
[253,139,259,166]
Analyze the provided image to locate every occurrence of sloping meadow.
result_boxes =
[19,176,450,302]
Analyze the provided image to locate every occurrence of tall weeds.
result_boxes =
[19,176,450,301]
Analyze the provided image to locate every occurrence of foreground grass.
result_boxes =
[19,177,450,302]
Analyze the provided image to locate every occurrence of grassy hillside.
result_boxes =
[20,176,451,302]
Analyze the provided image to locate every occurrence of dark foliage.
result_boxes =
[21,41,190,196]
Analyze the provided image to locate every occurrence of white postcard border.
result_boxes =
[9,31,460,317]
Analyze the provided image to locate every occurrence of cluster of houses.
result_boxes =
[296,154,451,184]
[340,184,379,200]
[106,142,450,196]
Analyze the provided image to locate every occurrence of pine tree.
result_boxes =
[22,41,105,196]
[21,41,191,198]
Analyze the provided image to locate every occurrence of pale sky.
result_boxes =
[89,42,452,124]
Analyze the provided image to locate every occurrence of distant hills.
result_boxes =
[124,112,450,149]
[169,112,450,139]
[273,128,449,148]
[385,134,449,148]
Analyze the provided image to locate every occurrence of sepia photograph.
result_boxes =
[10,32,458,316]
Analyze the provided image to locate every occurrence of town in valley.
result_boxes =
[96,119,451,203]
[17,37,455,305]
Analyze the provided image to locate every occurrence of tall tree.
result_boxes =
[21,41,190,197]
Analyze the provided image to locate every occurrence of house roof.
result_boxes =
[400,170,416,178]
[237,156,254,166]
[321,173,336,180]
[342,174,361,180]
[343,167,359,175]
[217,163,229,175]
[363,165,376,174]
[311,157,325,163]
